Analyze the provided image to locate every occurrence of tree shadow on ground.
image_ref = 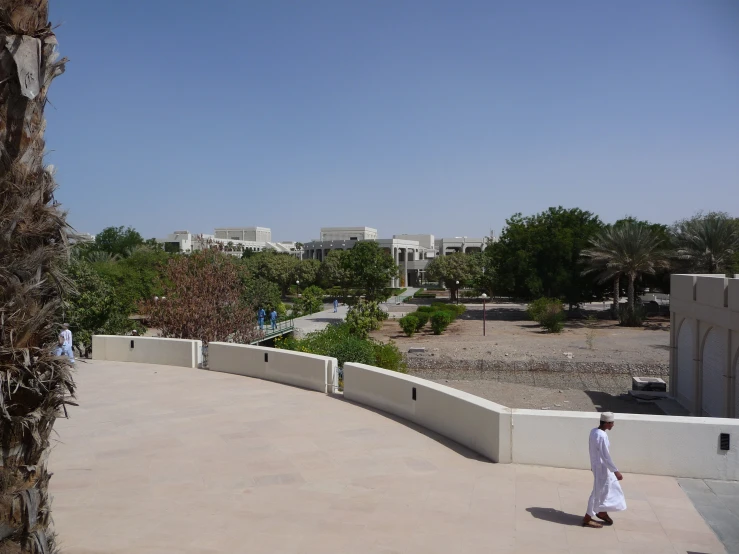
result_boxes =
[526,507,582,526]
[336,397,491,463]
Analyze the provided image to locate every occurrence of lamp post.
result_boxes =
[481,293,487,336]
[456,280,459,304]
[296,280,300,298]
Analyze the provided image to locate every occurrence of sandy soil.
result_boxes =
[374,302,670,364]
[372,302,674,415]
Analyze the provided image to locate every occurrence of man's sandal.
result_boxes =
[596,513,614,525]
[582,519,603,528]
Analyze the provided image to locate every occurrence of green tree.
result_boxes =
[92,226,145,258]
[672,212,739,275]
[248,251,300,296]
[64,261,134,355]
[245,278,282,313]
[425,252,481,301]
[91,246,169,315]
[343,242,398,301]
[318,250,353,297]
[581,221,671,316]
[294,259,321,288]
[487,207,605,306]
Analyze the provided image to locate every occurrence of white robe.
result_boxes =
[586,428,626,516]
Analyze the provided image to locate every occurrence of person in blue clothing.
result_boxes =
[257,307,265,330]
[270,308,278,330]
[333,298,339,312]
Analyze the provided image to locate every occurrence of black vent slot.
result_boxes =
[412,387,416,401]
[264,352,268,363]
[720,433,730,451]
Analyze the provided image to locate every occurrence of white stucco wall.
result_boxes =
[207,342,337,393]
[92,335,201,368]
[342,363,512,463]
[670,275,739,418]
[510,409,738,480]
[702,328,727,417]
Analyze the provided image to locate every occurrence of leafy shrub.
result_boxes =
[527,297,565,333]
[399,315,418,336]
[277,322,405,372]
[431,303,465,319]
[332,335,378,366]
[373,341,407,373]
[431,311,453,334]
[416,306,434,314]
[346,300,388,339]
[294,285,324,316]
[618,304,645,327]
[413,311,429,331]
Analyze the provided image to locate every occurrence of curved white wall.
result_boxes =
[207,342,337,394]
[97,336,739,481]
[92,335,202,368]
[342,363,512,463]
[702,329,726,417]
[677,321,694,409]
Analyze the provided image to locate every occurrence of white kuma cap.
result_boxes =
[600,412,615,423]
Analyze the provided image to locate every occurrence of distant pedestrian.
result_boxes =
[270,308,277,330]
[582,412,626,528]
[55,323,75,364]
[257,307,265,330]
[333,298,339,312]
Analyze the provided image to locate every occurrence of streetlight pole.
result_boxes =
[296,280,300,298]
[481,293,487,336]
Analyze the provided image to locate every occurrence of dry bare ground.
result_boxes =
[371,302,673,415]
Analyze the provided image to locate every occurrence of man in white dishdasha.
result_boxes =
[582,412,626,528]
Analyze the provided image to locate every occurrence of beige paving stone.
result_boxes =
[50,361,727,554]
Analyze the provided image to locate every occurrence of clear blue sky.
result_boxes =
[46,1,738,242]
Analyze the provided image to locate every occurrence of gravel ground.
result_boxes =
[374,302,670,364]
[429,378,667,415]
[372,302,674,415]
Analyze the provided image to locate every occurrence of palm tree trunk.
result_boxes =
[0,2,73,552]
[628,273,636,309]
[612,275,620,317]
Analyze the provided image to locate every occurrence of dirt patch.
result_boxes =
[373,302,670,366]
[373,302,672,414]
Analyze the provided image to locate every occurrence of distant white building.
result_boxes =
[215,227,272,243]
[160,228,302,257]
[303,228,489,287]
[320,227,378,241]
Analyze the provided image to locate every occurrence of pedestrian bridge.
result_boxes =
[251,318,294,344]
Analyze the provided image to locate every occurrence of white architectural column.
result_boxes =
[403,247,408,289]
[394,247,400,288]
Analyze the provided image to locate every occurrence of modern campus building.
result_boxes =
[303,227,490,287]
[159,227,302,257]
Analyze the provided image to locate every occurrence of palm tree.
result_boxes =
[672,212,739,274]
[582,222,671,314]
[0,2,74,551]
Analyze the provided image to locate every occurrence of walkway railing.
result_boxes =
[253,318,294,343]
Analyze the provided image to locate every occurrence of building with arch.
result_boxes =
[669,274,739,418]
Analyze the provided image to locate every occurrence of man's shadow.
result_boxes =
[526,507,582,526]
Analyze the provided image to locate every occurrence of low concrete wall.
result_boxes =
[207,342,337,393]
[343,363,512,463]
[92,335,201,368]
[511,409,739,480]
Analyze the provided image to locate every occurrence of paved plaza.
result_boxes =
[50,361,727,554]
